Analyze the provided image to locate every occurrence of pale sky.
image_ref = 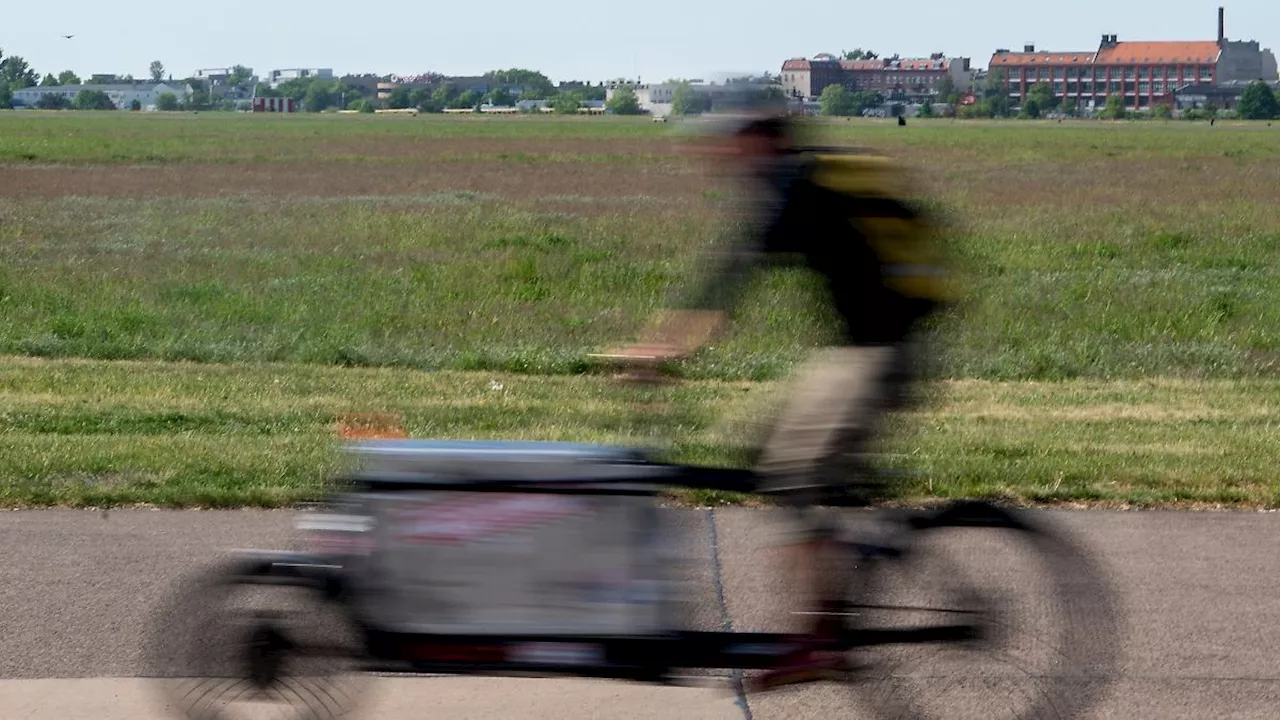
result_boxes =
[3,1,1277,84]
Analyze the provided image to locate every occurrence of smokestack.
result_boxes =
[1218,7,1225,45]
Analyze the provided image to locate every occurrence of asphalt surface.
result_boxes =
[3,508,1280,718]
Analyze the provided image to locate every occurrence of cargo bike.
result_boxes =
[147,375,1120,720]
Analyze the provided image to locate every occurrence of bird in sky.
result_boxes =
[62,34,74,39]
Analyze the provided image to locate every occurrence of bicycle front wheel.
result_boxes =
[844,501,1122,720]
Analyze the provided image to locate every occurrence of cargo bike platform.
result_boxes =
[146,439,1120,720]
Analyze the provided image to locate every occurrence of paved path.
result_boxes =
[3,508,1280,718]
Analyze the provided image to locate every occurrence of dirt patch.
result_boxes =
[0,160,717,201]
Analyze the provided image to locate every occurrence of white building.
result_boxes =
[605,81,777,116]
[11,82,194,110]
[266,68,333,88]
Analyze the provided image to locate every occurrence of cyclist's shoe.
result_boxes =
[746,648,851,692]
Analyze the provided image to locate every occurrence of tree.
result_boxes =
[605,86,642,115]
[842,49,878,60]
[41,73,59,86]
[130,99,142,111]
[935,73,956,104]
[0,84,11,109]
[917,100,934,118]
[155,92,180,111]
[820,84,855,116]
[58,70,81,86]
[1236,80,1280,120]
[227,65,253,88]
[979,69,1011,117]
[0,54,38,90]
[1024,82,1054,109]
[431,83,459,107]
[150,61,165,82]
[1059,95,1077,117]
[449,89,481,110]
[303,82,334,112]
[850,90,885,115]
[552,92,581,114]
[35,93,71,109]
[1019,97,1042,119]
[484,87,515,107]
[579,85,606,102]
[386,87,413,109]
[485,68,554,99]
[1100,94,1126,120]
[74,89,116,110]
[670,82,704,115]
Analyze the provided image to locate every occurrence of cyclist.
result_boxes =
[610,109,948,689]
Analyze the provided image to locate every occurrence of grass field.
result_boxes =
[2,112,1279,507]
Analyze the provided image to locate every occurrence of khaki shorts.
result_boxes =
[756,343,916,506]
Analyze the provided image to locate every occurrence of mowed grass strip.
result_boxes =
[2,357,1277,508]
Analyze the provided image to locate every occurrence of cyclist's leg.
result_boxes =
[747,343,915,689]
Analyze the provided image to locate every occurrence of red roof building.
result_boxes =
[988,8,1278,111]
[781,55,972,102]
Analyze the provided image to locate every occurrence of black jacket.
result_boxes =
[682,151,936,345]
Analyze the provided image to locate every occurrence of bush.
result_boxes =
[74,90,117,111]
[155,93,180,111]
[35,94,72,110]
[1236,80,1280,120]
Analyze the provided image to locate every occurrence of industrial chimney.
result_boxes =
[1218,6,1225,45]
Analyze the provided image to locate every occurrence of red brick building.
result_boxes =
[991,39,1219,111]
[781,54,972,101]
[840,56,972,102]
[990,8,1277,112]
[780,56,844,99]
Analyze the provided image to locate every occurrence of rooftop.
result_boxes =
[991,41,1223,66]
[1096,41,1221,65]
[990,51,1097,66]
[14,82,189,93]
[841,58,953,71]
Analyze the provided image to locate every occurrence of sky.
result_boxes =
[3,1,1278,84]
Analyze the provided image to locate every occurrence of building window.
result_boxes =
[1138,68,1150,79]
[1110,81,1122,93]
[1053,82,1065,95]
[1165,66,1177,78]
[1123,67,1136,79]
[1038,69,1050,80]
[1053,68,1064,79]
[1138,82,1150,94]
[1154,81,1165,93]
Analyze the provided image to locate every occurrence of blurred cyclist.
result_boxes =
[610,107,950,689]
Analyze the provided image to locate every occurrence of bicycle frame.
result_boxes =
[222,458,1005,684]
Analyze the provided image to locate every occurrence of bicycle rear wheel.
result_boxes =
[844,501,1121,720]
[144,558,369,720]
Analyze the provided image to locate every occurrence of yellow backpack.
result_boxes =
[805,149,955,305]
